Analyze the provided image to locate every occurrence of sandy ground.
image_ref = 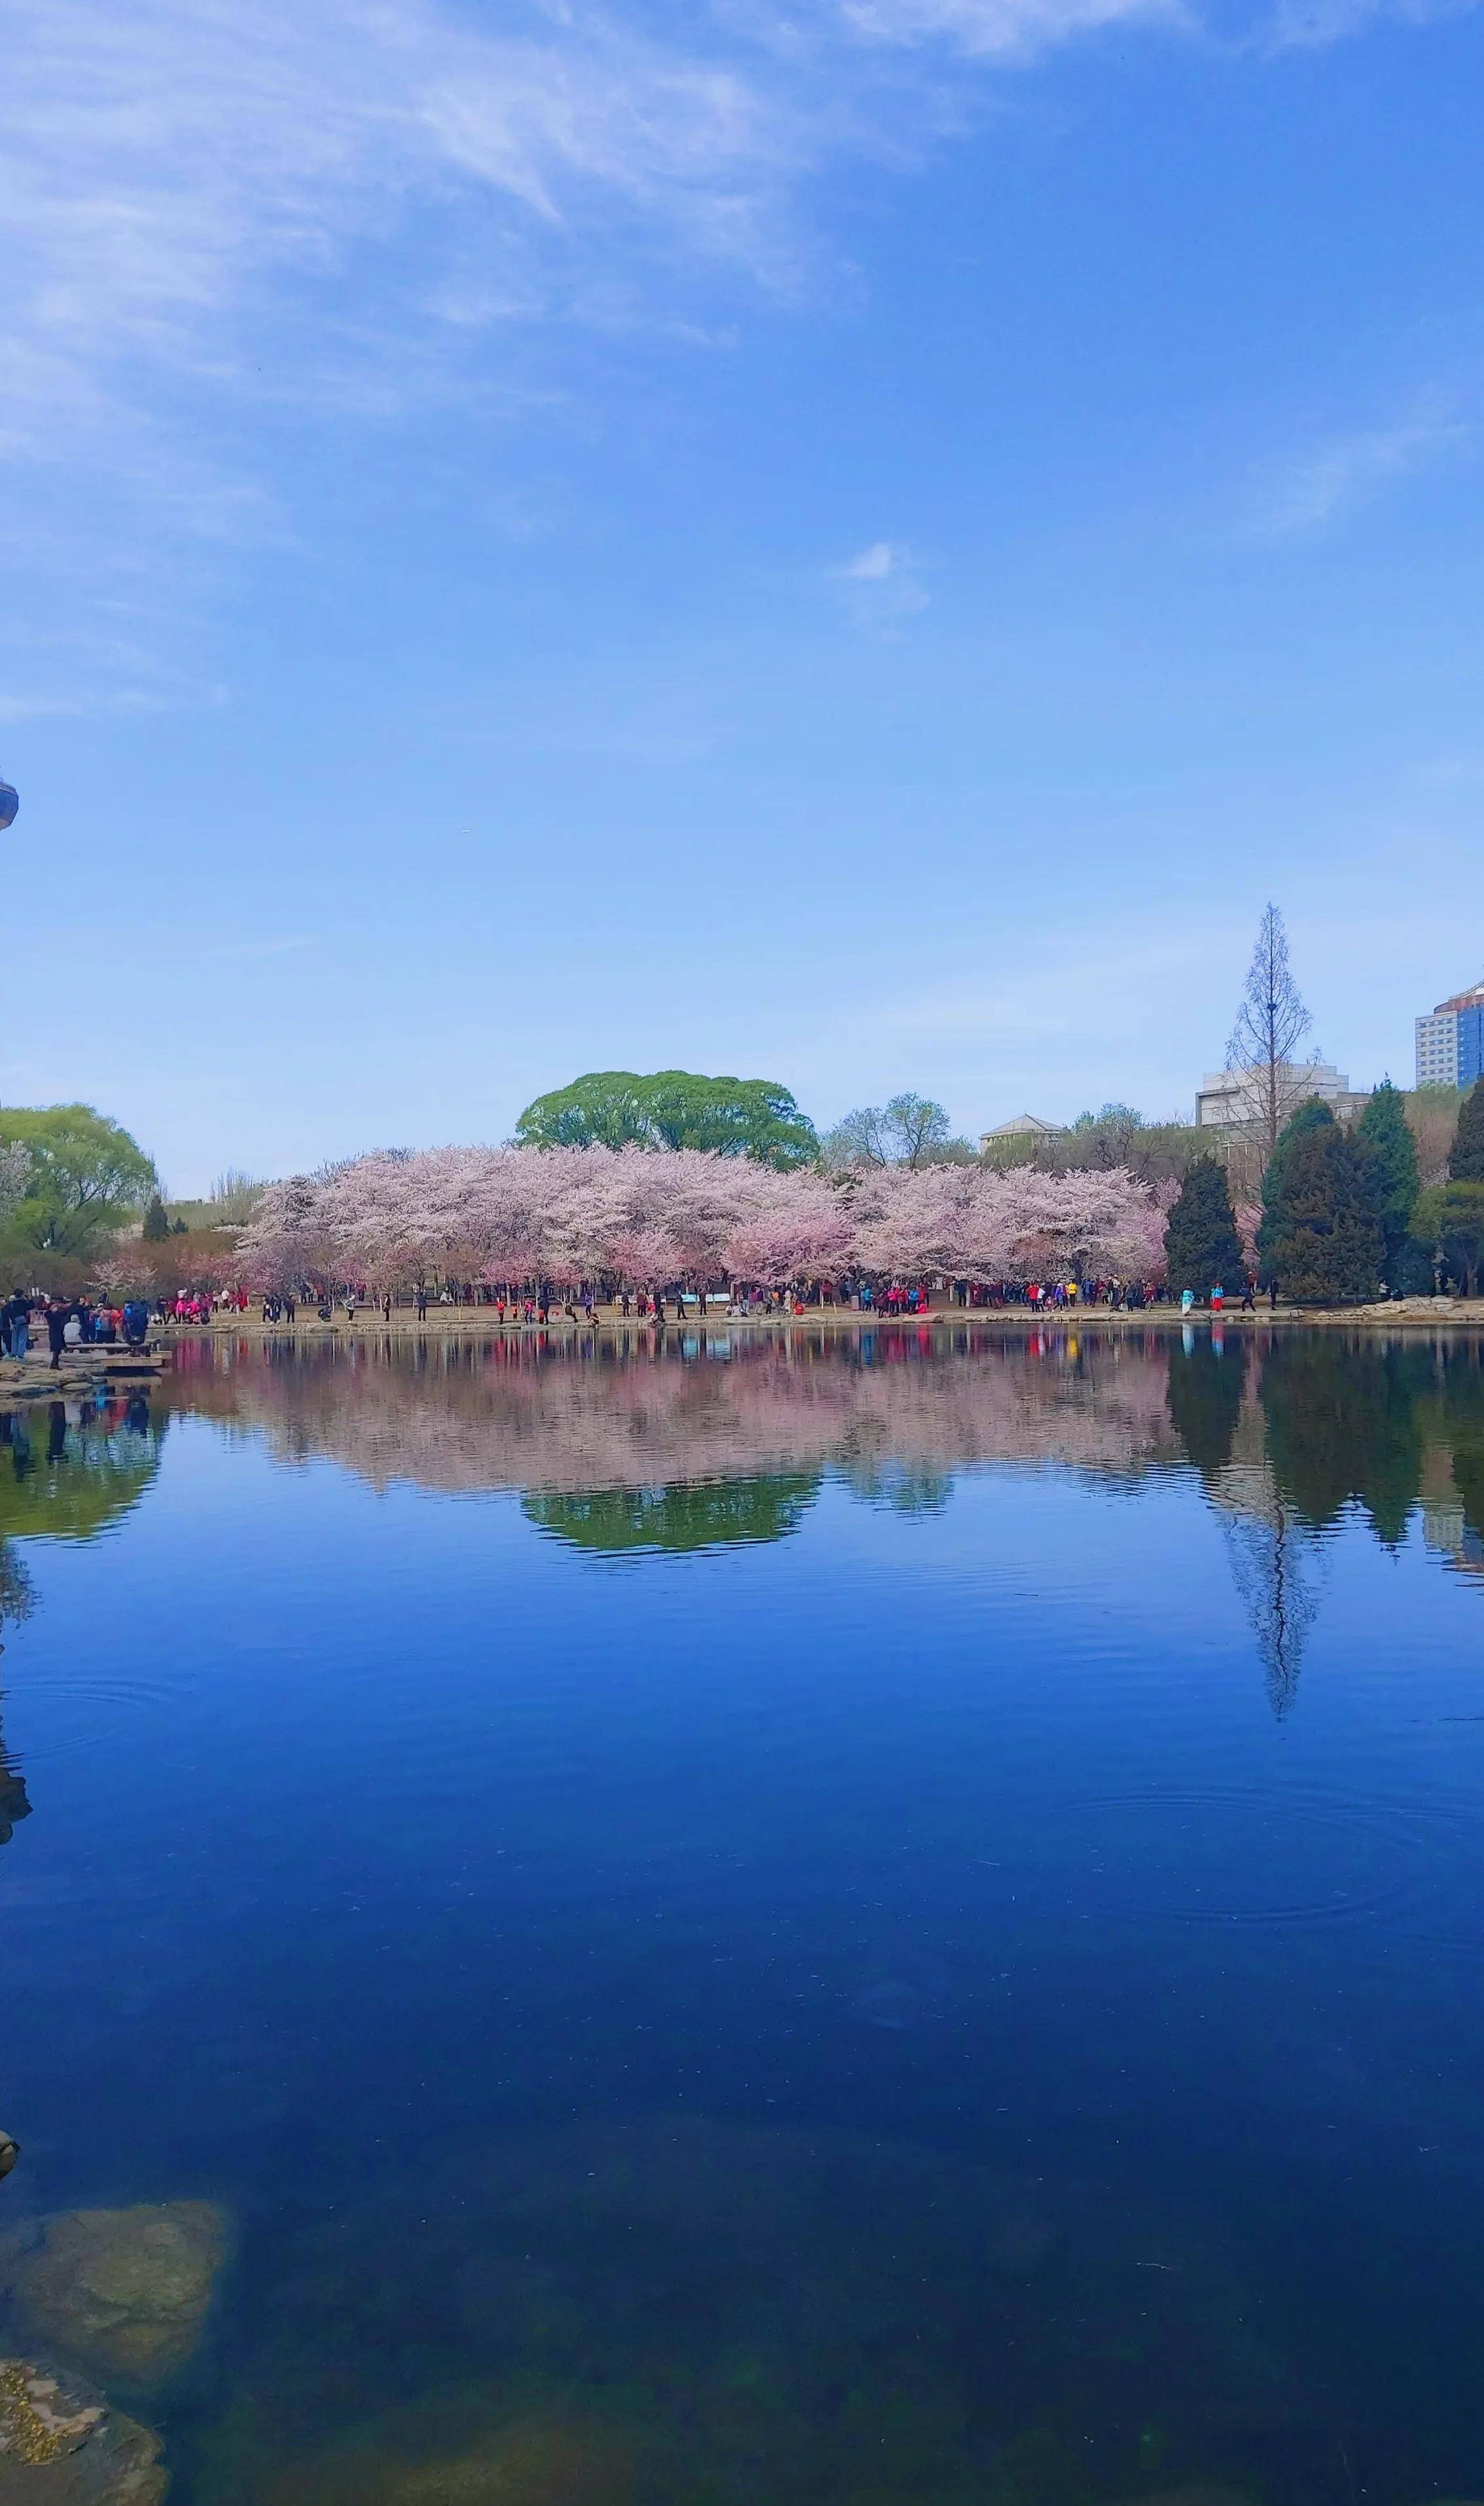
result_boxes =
[152,1294,1484,1339]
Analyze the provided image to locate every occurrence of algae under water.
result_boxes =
[1,1325,1484,2505]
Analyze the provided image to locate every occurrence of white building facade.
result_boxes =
[1195,1061,1368,1131]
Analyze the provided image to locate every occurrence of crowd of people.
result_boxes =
[155,1272,1188,1328]
[1,1292,154,1367]
[3,1271,1245,1359]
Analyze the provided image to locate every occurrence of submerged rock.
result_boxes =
[0,2358,165,2504]
[266,2419,636,2506]
[3,2202,228,2390]
[0,2144,17,2187]
[1133,2486,1261,2506]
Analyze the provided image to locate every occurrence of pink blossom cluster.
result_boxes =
[233,1145,1167,1292]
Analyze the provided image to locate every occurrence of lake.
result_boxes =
[1,1324,1483,2506]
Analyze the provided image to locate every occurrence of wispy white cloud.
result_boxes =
[0,0,1470,713]
[839,539,902,579]
[838,0,1184,54]
[832,538,930,622]
[7,0,1419,472]
[1255,401,1470,533]
[1263,0,1471,46]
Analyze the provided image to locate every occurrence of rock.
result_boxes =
[264,2420,636,2506]
[0,2358,165,2504]
[3,2202,228,2390]
[0,2144,17,2186]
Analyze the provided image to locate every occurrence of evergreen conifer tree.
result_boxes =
[141,1193,171,1243]
[1257,1097,1335,1281]
[1356,1082,1419,1289]
[1262,1122,1384,1304]
[1448,1075,1484,1182]
[1163,1155,1244,1295]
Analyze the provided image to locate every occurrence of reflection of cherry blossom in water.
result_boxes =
[173,1330,1187,1500]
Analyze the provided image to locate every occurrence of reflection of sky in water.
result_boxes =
[1,1330,1484,2505]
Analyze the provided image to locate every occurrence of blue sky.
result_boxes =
[3,0,1481,1191]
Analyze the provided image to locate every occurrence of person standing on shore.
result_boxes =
[45,1301,69,1370]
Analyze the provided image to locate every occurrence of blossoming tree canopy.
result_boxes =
[233,1144,1167,1294]
[514,1072,820,1169]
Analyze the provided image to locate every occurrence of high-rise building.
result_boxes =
[1415,982,1484,1089]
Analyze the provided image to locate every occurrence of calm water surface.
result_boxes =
[3,1325,1484,2506]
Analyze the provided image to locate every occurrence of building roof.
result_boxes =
[1434,982,1484,1016]
[981,1114,1066,1137]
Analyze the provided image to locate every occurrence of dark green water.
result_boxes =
[2,1324,1484,2506]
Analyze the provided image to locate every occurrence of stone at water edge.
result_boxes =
[0,2358,166,2505]
[3,2202,229,2391]
[0,2141,17,2184]
[1132,2486,1262,2506]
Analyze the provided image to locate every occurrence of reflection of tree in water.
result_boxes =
[1218,1497,1322,1720]
[1258,1338,1432,1545]
[1192,1339,1450,1714]
[841,1461,952,1516]
[1162,1335,1322,1716]
[0,1398,168,1544]
[0,1397,168,1841]
[1425,1343,1484,1555]
[522,1472,822,1555]
[1165,1336,1248,1483]
[0,1509,36,1847]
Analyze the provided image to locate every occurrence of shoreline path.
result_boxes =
[168,1295,1483,1339]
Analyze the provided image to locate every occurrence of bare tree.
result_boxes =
[822,1093,955,1171]
[1225,905,1316,1178]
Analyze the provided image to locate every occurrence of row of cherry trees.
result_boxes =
[233,1146,1171,1294]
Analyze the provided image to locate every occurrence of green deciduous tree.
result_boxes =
[1163,1155,1245,1295]
[514,1071,818,1169]
[1356,1081,1419,1288]
[1412,1180,1484,1297]
[0,1104,156,1273]
[1448,1076,1484,1182]
[1259,1112,1384,1304]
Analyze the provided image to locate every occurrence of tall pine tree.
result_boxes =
[1356,1081,1419,1289]
[1262,1121,1385,1304]
[1449,1075,1484,1182]
[1163,1155,1244,1295]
